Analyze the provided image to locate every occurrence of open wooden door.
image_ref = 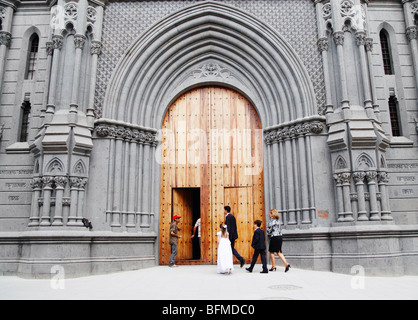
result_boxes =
[159,87,265,265]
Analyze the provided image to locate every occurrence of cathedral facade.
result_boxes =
[0,0,417,278]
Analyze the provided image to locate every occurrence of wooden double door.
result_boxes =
[159,87,265,265]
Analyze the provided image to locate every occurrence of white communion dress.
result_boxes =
[217,231,234,274]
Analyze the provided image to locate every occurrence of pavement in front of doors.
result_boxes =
[1,264,417,300]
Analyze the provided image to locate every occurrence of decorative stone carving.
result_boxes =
[322,3,332,20]
[365,170,377,183]
[54,176,68,189]
[52,35,64,50]
[94,123,158,147]
[0,6,6,20]
[317,37,329,52]
[0,31,12,48]
[91,40,102,55]
[340,0,354,17]
[365,38,374,52]
[87,6,97,22]
[353,171,366,183]
[191,64,232,79]
[64,2,78,20]
[406,26,417,42]
[74,34,87,49]
[30,178,43,190]
[411,1,418,13]
[46,41,54,56]
[355,31,366,47]
[333,31,345,46]
[264,119,325,145]
[42,176,55,189]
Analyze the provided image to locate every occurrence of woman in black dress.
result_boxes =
[267,209,290,272]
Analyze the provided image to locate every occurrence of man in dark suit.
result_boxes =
[224,206,245,268]
[246,220,269,273]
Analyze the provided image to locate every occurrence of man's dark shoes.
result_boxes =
[240,259,245,268]
[245,268,252,273]
[260,270,269,274]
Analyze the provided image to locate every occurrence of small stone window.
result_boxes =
[379,30,394,75]
[25,33,39,80]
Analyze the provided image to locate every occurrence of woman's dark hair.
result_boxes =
[220,223,227,237]
[224,206,231,213]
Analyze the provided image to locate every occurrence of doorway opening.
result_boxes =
[172,188,201,263]
[159,86,265,265]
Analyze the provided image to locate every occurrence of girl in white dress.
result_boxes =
[217,223,234,274]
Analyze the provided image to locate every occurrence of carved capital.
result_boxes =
[52,35,64,50]
[406,26,417,42]
[317,37,329,52]
[0,31,12,48]
[377,171,389,183]
[91,40,102,55]
[42,176,55,189]
[365,170,377,183]
[30,177,43,190]
[54,176,68,189]
[353,171,366,183]
[333,31,345,46]
[74,34,87,49]
[46,41,54,56]
[355,31,366,47]
[365,37,374,52]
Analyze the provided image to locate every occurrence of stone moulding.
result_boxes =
[0,231,157,279]
[94,118,158,146]
[264,116,326,144]
[101,1,317,129]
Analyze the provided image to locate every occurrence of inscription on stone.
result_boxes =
[387,163,418,169]
[5,182,27,189]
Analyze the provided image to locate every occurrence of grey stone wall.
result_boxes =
[94,0,326,118]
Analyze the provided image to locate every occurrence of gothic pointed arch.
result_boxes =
[101,1,317,129]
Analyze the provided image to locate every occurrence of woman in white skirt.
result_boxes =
[217,223,234,274]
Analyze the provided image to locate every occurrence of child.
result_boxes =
[217,223,234,274]
[246,220,269,273]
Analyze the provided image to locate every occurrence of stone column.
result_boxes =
[52,176,67,226]
[341,171,354,222]
[378,171,393,221]
[77,178,88,224]
[40,41,54,123]
[297,133,311,224]
[403,1,418,103]
[355,31,374,114]
[126,131,139,231]
[364,37,381,119]
[45,35,63,123]
[333,31,350,110]
[86,40,102,127]
[366,170,380,221]
[285,135,296,225]
[29,178,43,227]
[272,138,282,212]
[40,176,54,226]
[317,38,334,114]
[334,173,345,222]
[69,34,87,120]
[68,177,80,226]
[315,0,334,115]
[111,128,124,230]
[0,5,13,103]
[353,171,368,221]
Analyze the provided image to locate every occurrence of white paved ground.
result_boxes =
[1,265,417,300]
